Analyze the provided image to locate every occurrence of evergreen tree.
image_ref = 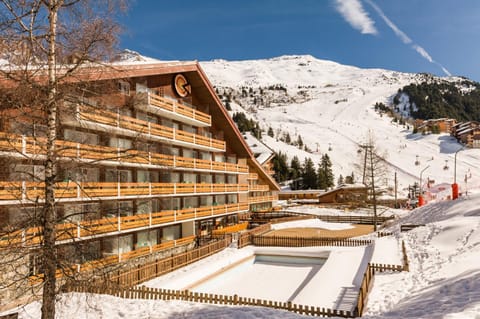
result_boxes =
[337,174,344,186]
[317,154,334,189]
[225,100,231,111]
[345,172,355,184]
[284,132,291,144]
[267,127,274,137]
[272,152,289,182]
[297,135,304,148]
[289,156,302,190]
[302,158,317,189]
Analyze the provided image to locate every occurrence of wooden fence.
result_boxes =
[238,223,272,248]
[250,235,372,247]
[355,263,375,316]
[370,240,409,273]
[65,284,355,318]
[104,238,230,287]
[315,215,395,225]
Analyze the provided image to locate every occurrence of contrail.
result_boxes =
[364,0,451,76]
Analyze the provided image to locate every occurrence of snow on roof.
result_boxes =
[242,132,274,165]
[317,183,367,197]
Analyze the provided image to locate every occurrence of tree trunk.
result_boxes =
[41,1,60,318]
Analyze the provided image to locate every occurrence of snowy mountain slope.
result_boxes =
[201,55,480,195]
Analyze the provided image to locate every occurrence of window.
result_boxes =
[117,81,130,96]
[64,129,98,145]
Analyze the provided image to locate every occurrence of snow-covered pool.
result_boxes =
[191,253,328,302]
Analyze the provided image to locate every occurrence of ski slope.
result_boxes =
[201,55,480,196]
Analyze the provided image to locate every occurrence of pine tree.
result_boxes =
[297,135,303,148]
[272,152,289,182]
[345,172,355,184]
[289,156,302,190]
[317,154,334,189]
[302,158,317,189]
[267,127,274,137]
[285,132,291,144]
[337,174,344,186]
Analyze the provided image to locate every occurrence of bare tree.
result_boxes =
[356,131,389,231]
[0,1,126,318]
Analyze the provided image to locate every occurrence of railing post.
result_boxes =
[21,135,26,154]
[117,181,121,197]
[149,182,152,196]
[118,214,121,231]
[173,155,176,168]
[22,181,26,201]
[77,221,81,238]
[174,210,177,222]
[149,211,152,227]
[77,143,80,159]
[148,151,152,165]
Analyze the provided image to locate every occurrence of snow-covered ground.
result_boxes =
[201,55,480,198]
[5,194,480,318]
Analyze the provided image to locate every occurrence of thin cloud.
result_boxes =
[412,45,433,63]
[365,0,411,44]
[364,0,452,76]
[334,0,377,35]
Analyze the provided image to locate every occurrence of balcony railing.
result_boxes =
[248,195,276,204]
[77,105,224,151]
[248,185,270,192]
[211,222,249,234]
[0,181,249,202]
[29,235,196,283]
[247,173,258,180]
[145,93,211,127]
[1,203,249,247]
[0,132,249,174]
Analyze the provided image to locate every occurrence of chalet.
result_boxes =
[417,118,456,133]
[317,184,368,204]
[0,60,280,306]
[451,121,480,148]
[278,189,322,201]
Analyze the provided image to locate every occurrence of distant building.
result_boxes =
[317,184,368,204]
[417,118,457,133]
[451,121,480,148]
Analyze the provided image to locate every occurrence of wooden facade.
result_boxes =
[0,61,279,284]
[318,185,368,204]
[451,121,480,148]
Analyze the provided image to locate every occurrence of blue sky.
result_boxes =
[119,0,480,81]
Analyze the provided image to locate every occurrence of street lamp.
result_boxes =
[419,165,430,207]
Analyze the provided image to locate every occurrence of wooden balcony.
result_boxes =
[0,181,249,203]
[1,203,249,247]
[0,132,249,174]
[248,195,276,205]
[248,185,270,192]
[247,173,258,180]
[74,105,224,152]
[136,93,211,127]
[212,222,249,234]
